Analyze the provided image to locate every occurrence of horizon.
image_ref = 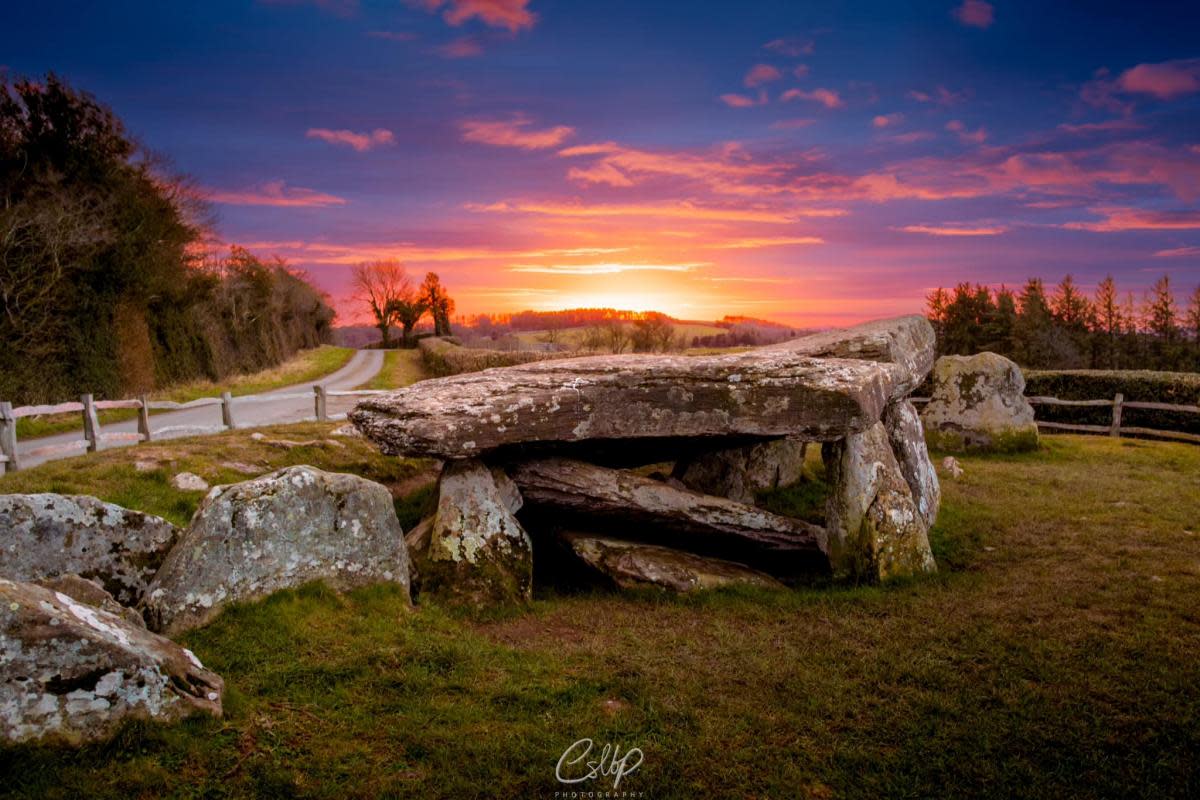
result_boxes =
[4,0,1198,326]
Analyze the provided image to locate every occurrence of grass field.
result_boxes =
[14,346,356,439]
[358,349,429,391]
[1,434,1199,798]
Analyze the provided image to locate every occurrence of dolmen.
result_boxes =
[351,315,942,604]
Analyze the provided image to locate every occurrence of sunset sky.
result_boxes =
[4,0,1199,325]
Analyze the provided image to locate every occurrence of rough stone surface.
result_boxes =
[422,460,533,607]
[672,438,807,505]
[921,352,1039,452]
[509,458,827,562]
[142,466,410,635]
[561,533,785,593]
[350,319,934,460]
[766,314,936,400]
[0,494,180,606]
[171,472,210,491]
[823,423,936,582]
[883,400,941,529]
[35,574,146,629]
[0,578,223,745]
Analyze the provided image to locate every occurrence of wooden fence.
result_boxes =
[909,393,1200,445]
[0,386,389,473]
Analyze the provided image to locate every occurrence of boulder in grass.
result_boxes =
[561,533,786,594]
[824,423,936,582]
[419,461,533,608]
[920,352,1039,452]
[142,466,410,636]
[0,494,179,606]
[671,438,808,506]
[0,578,223,745]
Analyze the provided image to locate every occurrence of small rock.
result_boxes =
[171,472,210,491]
[250,432,265,441]
[134,460,159,473]
[332,424,363,438]
[220,461,261,475]
[941,456,964,479]
[672,438,808,506]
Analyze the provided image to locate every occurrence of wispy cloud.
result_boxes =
[439,35,484,57]
[306,127,395,151]
[1154,246,1200,257]
[1083,59,1200,113]
[1057,119,1144,135]
[744,64,782,88]
[762,37,814,57]
[467,200,806,224]
[461,115,574,149]
[781,87,843,108]
[414,0,536,32]
[720,90,768,108]
[953,0,994,29]
[899,223,1007,236]
[872,112,904,128]
[509,262,707,275]
[204,181,346,207]
[770,118,815,130]
[706,236,824,248]
[908,86,968,106]
[366,30,416,42]
[1063,207,1200,232]
[946,119,987,144]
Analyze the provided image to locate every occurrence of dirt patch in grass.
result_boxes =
[2,436,1199,798]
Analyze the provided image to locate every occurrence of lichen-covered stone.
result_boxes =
[421,461,533,608]
[883,400,941,529]
[0,494,180,606]
[142,466,410,636]
[349,319,935,460]
[921,352,1039,452]
[0,578,223,745]
[35,574,146,629]
[561,533,785,593]
[672,438,807,506]
[824,423,936,582]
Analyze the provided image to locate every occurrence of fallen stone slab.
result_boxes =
[420,460,532,607]
[560,533,786,593]
[142,466,410,636]
[823,423,936,581]
[351,349,898,461]
[0,578,223,745]
[767,315,936,400]
[508,458,828,569]
[672,438,808,505]
[921,352,1039,452]
[0,494,180,606]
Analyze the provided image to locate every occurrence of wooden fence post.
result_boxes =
[0,401,19,473]
[137,394,152,442]
[314,385,328,422]
[1110,392,1124,437]
[221,391,236,430]
[81,394,100,453]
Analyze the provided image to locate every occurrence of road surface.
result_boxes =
[16,349,385,469]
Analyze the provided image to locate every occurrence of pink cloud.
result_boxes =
[793,64,810,79]
[439,35,483,57]
[720,91,767,108]
[899,223,1007,236]
[367,30,416,41]
[744,64,782,88]
[882,131,936,145]
[908,86,967,106]
[460,115,574,149]
[781,87,843,109]
[1116,59,1200,99]
[1057,119,1144,135]
[415,0,535,32]
[770,118,815,130]
[204,181,346,207]
[763,37,814,57]
[946,119,987,144]
[872,112,904,128]
[1063,208,1200,232]
[1155,246,1200,258]
[306,127,395,151]
[953,0,994,29]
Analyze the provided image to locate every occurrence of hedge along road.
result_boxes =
[14,349,386,469]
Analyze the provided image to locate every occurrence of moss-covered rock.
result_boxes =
[921,353,1039,453]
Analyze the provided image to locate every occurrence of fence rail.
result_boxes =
[910,392,1200,445]
[0,385,382,473]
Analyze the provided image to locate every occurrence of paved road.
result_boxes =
[16,349,385,469]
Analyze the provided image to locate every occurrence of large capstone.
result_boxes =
[419,460,533,607]
[884,400,941,529]
[349,318,939,461]
[142,466,410,636]
[671,438,808,506]
[823,423,936,582]
[921,352,1039,452]
[560,533,785,593]
[0,494,180,605]
[0,578,223,745]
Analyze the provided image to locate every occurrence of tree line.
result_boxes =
[0,74,334,404]
[927,274,1200,371]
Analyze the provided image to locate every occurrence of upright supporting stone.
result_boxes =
[883,400,940,529]
[823,423,936,582]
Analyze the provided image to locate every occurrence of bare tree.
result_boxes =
[602,319,630,353]
[352,260,411,348]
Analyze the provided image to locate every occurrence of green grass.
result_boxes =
[14,346,356,439]
[358,349,429,391]
[3,435,1200,798]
